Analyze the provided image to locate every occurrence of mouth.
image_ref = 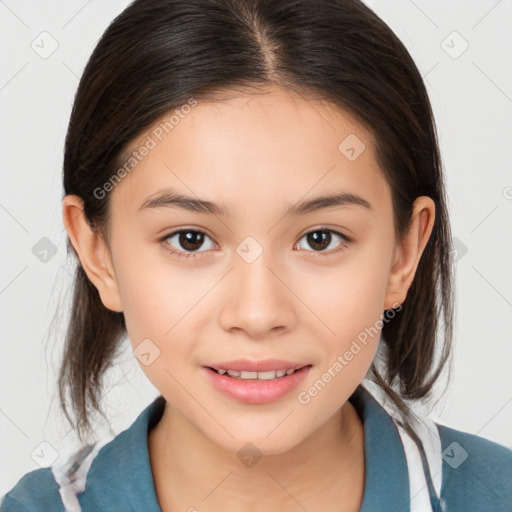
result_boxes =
[205,366,310,380]
[206,358,310,373]
[202,361,313,404]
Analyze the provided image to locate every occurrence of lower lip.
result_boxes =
[202,365,312,404]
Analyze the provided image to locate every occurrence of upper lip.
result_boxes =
[206,358,310,372]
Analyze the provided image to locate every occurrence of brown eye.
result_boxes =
[295,228,351,256]
[176,230,204,251]
[305,230,332,251]
[162,229,216,259]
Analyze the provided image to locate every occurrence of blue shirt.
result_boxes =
[2,384,511,511]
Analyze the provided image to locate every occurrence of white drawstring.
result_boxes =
[51,435,113,512]
[393,417,444,512]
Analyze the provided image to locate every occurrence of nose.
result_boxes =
[218,251,297,340]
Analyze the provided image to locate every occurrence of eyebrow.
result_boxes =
[138,188,373,217]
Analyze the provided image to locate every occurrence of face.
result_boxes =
[72,86,422,455]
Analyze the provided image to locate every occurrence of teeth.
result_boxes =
[252,370,276,380]
[240,371,258,379]
[216,368,299,379]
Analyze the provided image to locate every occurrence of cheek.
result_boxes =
[117,267,200,408]
[294,241,391,394]
[114,243,204,340]
[299,246,391,340]
[112,247,213,389]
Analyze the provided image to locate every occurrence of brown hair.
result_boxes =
[58,0,454,443]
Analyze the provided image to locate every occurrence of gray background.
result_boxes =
[1,0,511,496]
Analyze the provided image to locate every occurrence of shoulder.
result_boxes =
[437,423,512,510]
[1,436,117,512]
[1,397,163,512]
[1,468,63,511]
[0,435,117,512]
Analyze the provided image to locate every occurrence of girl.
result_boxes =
[2,0,511,511]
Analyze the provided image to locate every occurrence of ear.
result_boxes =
[384,196,435,310]
[62,194,123,313]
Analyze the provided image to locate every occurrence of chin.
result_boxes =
[201,419,310,458]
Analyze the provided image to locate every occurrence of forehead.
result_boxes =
[110,86,390,217]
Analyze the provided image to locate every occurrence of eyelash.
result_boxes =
[159,227,352,260]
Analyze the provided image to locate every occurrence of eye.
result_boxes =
[160,228,217,259]
[294,227,352,257]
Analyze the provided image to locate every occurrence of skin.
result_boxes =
[62,85,435,512]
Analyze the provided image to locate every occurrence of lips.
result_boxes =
[205,358,309,373]
[203,363,312,404]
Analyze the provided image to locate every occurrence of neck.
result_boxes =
[148,399,365,512]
